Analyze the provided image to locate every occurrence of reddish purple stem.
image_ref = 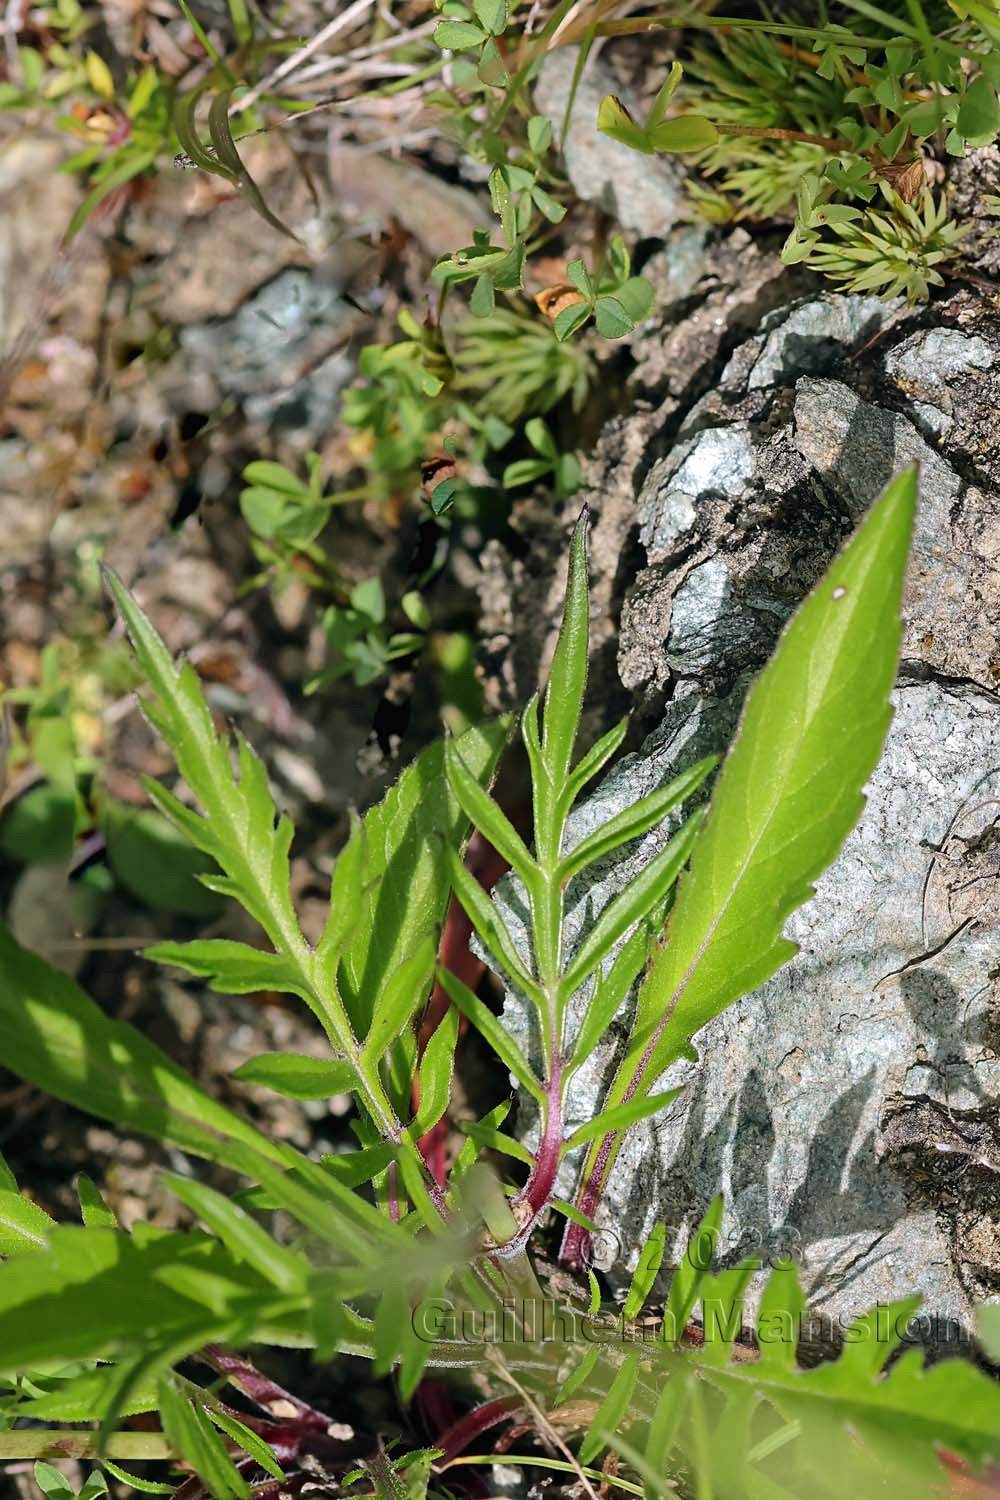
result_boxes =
[436,1396,522,1461]
[514,1054,564,1233]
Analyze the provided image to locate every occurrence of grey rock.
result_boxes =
[533,49,686,240]
[793,377,998,686]
[909,401,954,438]
[639,426,755,564]
[639,226,712,312]
[886,328,994,388]
[180,267,354,430]
[485,283,1000,1339]
[885,329,994,439]
[729,293,897,390]
[946,144,1000,277]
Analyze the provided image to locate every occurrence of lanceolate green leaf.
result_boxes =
[0,1229,286,1374]
[206,90,298,242]
[558,757,716,883]
[362,936,438,1064]
[443,843,542,1000]
[579,1349,640,1465]
[410,1007,460,1138]
[558,813,704,1001]
[584,467,916,1199]
[563,717,627,805]
[158,1375,249,1500]
[568,920,652,1075]
[206,1408,285,1482]
[436,965,544,1102]
[563,1088,684,1150]
[0,920,289,1168]
[106,571,505,1169]
[664,1194,723,1343]
[0,1190,56,1256]
[10,1365,161,1422]
[622,1222,666,1323]
[160,1176,306,1294]
[231,1052,358,1099]
[542,510,590,799]
[444,739,536,885]
[144,939,307,998]
[331,720,511,1036]
[639,464,915,1056]
[0,1148,17,1192]
[104,570,328,1022]
[457,1119,534,1166]
[77,1175,117,1229]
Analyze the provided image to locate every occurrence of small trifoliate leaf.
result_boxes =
[472,0,507,34]
[957,74,1000,139]
[597,95,651,152]
[647,115,719,152]
[478,35,508,88]
[503,458,551,488]
[350,576,386,622]
[594,296,634,339]
[527,113,553,152]
[529,183,565,222]
[401,591,431,630]
[433,19,485,50]
[645,61,683,129]
[489,165,516,245]
[554,300,591,341]
[566,258,594,298]
[85,49,115,100]
[614,276,654,324]
[469,272,495,317]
